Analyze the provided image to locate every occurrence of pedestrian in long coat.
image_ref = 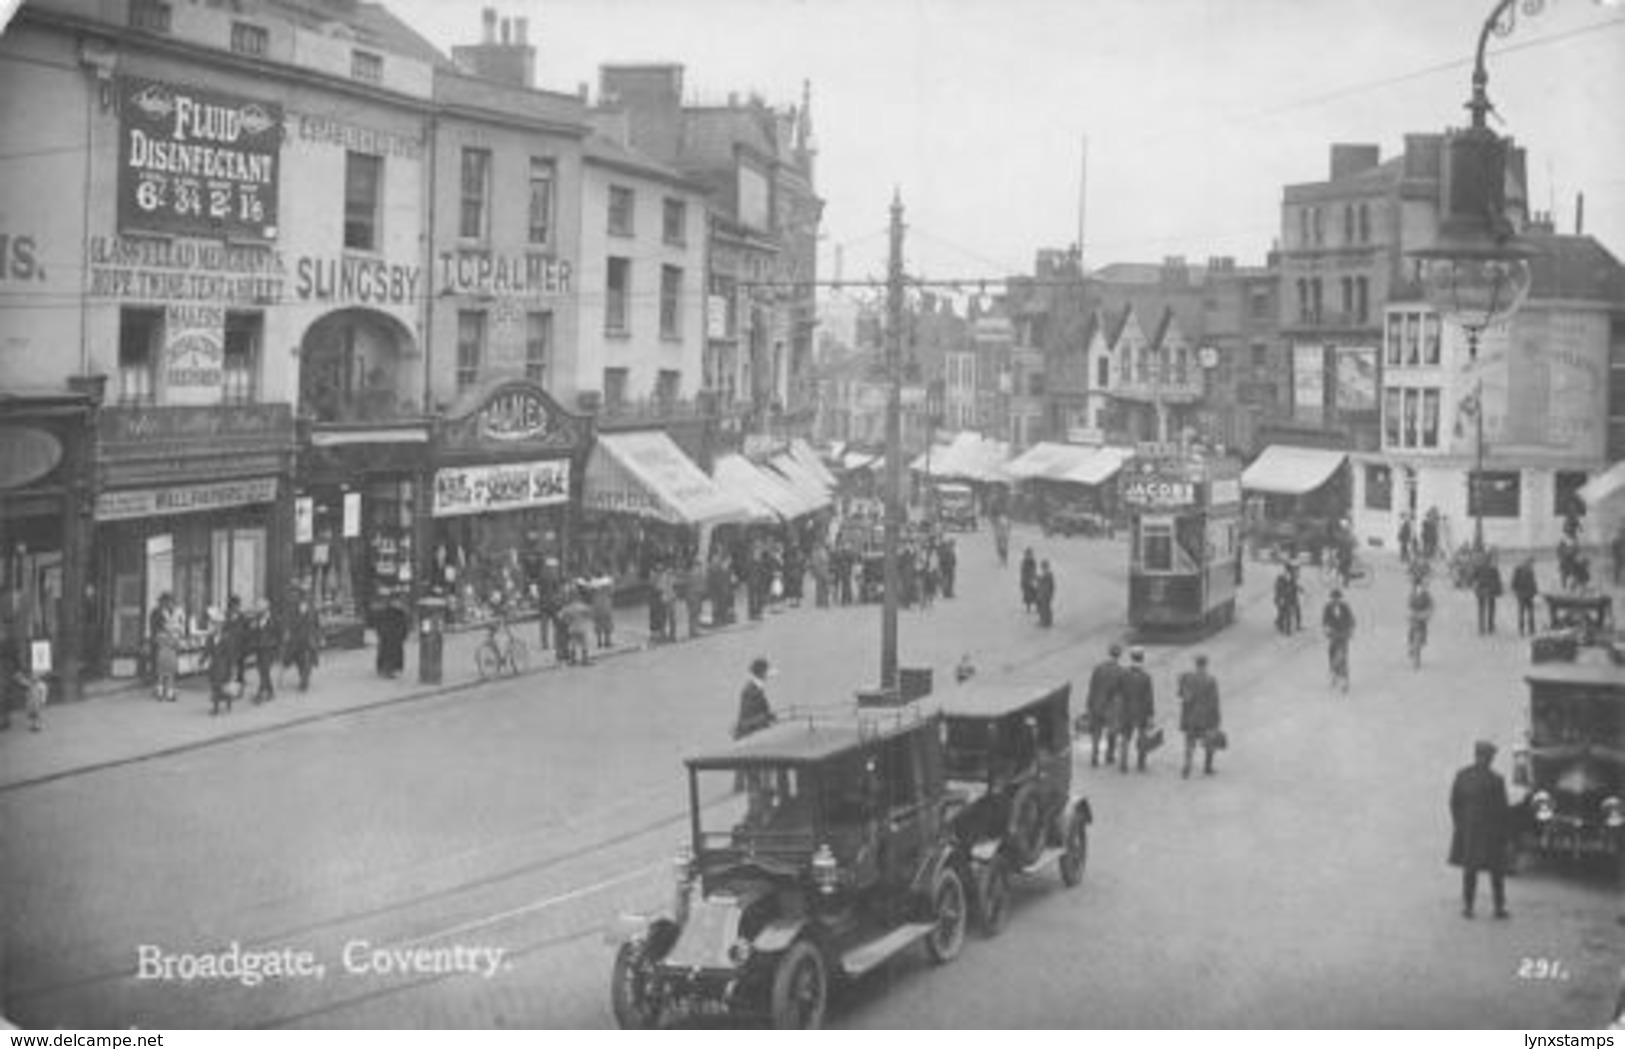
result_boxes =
[939,539,957,599]
[1398,514,1414,563]
[1082,644,1124,766]
[1421,509,1440,560]
[1019,548,1038,612]
[206,612,239,715]
[284,587,322,692]
[1114,649,1155,773]
[1035,561,1056,627]
[151,593,183,703]
[734,656,776,739]
[1474,553,1504,635]
[1511,557,1539,637]
[374,600,408,678]
[684,560,706,638]
[250,601,281,703]
[591,574,615,647]
[1449,740,1511,919]
[1177,654,1222,778]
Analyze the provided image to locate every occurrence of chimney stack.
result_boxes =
[500,17,510,44]
[516,17,528,43]
[1576,191,1585,236]
[482,7,496,43]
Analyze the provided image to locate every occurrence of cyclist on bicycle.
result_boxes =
[1407,580,1435,666]
[1322,588,1356,692]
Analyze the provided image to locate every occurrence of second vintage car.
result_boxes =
[608,706,969,1029]
[939,677,1093,935]
[1511,661,1625,872]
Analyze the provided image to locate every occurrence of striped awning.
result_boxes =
[584,432,752,525]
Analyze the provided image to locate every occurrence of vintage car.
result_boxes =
[608,708,968,1029]
[938,678,1092,936]
[932,482,979,532]
[1511,662,1625,870]
[1043,505,1112,539]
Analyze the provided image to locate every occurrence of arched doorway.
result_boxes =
[299,308,418,423]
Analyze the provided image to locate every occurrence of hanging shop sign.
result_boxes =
[0,426,64,490]
[118,77,281,240]
[95,476,279,521]
[162,303,225,404]
[432,460,571,518]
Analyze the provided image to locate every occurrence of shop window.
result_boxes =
[1423,314,1442,365]
[223,312,261,404]
[662,197,686,246]
[603,367,628,409]
[343,152,382,251]
[1469,470,1521,518]
[230,21,268,56]
[1383,388,1402,447]
[660,264,682,339]
[528,158,555,245]
[351,49,382,84]
[119,307,162,404]
[608,185,634,237]
[606,257,630,334]
[525,311,552,385]
[1365,463,1392,510]
[1386,314,1402,366]
[655,369,680,407]
[1421,389,1440,448]
[456,310,484,390]
[459,148,490,240]
[1554,470,1588,518]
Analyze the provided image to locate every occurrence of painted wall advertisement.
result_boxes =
[432,460,571,517]
[1292,343,1325,425]
[1448,312,1608,458]
[162,303,224,404]
[1333,346,1379,411]
[118,77,281,240]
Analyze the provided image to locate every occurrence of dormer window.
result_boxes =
[230,22,269,57]
[129,0,171,33]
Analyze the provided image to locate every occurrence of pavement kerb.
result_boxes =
[0,615,763,794]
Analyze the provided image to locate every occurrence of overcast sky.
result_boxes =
[340,2,1622,283]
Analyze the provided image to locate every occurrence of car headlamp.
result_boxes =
[1602,796,1624,829]
[1532,791,1556,822]
[811,843,839,894]
[727,939,753,966]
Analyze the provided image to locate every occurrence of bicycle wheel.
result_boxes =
[475,640,502,680]
[506,637,529,675]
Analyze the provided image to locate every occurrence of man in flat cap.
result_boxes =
[1083,642,1125,767]
[1115,647,1156,774]
[1448,740,1512,919]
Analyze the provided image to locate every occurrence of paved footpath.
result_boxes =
[0,603,720,791]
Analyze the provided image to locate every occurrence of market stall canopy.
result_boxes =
[1578,462,1625,507]
[712,454,816,520]
[841,450,884,472]
[766,453,833,514]
[584,432,754,526]
[790,438,840,490]
[910,432,1010,483]
[1061,446,1134,486]
[1240,445,1348,496]
[1002,441,1097,481]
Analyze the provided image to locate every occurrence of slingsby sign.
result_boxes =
[118,78,281,241]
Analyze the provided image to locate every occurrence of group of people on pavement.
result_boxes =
[147,585,323,715]
[1080,644,1224,778]
[1018,547,1058,627]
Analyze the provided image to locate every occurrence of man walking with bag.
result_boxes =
[1178,653,1223,778]
[1116,648,1156,773]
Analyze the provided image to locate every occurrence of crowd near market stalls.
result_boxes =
[1239,444,1352,562]
[1121,446,1245,635]
[1000,441,1133,534]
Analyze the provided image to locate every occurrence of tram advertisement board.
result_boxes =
[1120,457,1199,511]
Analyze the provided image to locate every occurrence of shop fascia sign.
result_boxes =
[432,459,571,517]
[95,476,279,521]
[438,250,573,298]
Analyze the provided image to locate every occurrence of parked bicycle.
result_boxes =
[476,616,529,680]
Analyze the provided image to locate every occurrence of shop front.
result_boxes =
[1240,444,1351,561]
[0,392,95,702]
[428,380,587,626]
[581,430,753,583]
[93,405,296,679]
[294,423,431,648]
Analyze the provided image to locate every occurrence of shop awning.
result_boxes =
[1002,442,1097,481]
[584,432,753,526]
[767,453,833,514]
[1579,462,1625,507]
[712,454,813,520]
[1061,446,1133,486]
[910,432,1010,483]
[789,438,840,490]
[1241,445,1348,496]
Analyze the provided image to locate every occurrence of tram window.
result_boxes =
[1143,522,1174,571]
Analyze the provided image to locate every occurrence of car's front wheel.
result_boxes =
[610,940,660,1029]
[925,865,968,964]
[770,941,827,1030]
[1059,807,1089,888]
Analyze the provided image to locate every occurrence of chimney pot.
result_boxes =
[501,18,510,44]
[482,7,496,43]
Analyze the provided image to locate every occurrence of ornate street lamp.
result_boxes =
[1407,0,1550,550]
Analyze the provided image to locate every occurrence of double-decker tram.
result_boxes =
[1121,445,1244,636]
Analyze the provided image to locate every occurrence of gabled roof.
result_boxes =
[355,3,452,66]
[1105,302,1135,347]
[1078,310,1101,351]
[1147,305,1175,350]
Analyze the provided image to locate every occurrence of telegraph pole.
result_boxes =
[881,189,904,692]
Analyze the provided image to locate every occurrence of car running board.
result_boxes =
[839,922,938,977]
[1021,847,1065,874]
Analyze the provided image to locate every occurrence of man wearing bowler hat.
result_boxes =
[734,657,777,740]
